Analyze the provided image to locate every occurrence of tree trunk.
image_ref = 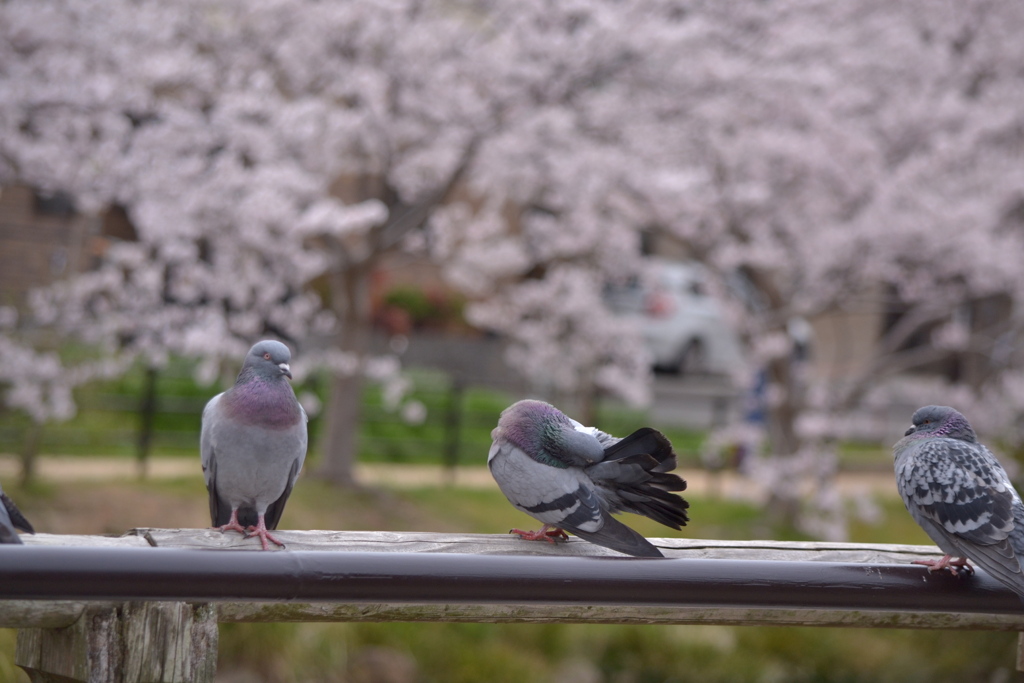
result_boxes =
[20,422,42,488]
[764,355,802,458]
[318,371,365,486]
[316,263,374,487]
[136,366,159,480]
[762,353,810,527]
[314,152,476,485]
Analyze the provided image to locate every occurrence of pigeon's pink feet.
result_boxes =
[215,509,249,536]
[244,515,286,551]
[913,555,974,577]
[510,524,569,544]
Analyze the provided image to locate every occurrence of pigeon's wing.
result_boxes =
[296,402,308,473]
[200,393,231,527]
[490,439,664,557]
[263,457,300,531]
[1,494,34,534]
[571,421,681,477]
[491,438,603,528]
[900,439,1024,592]
[200,393,222,487]
[899,440,1018,545]
[261,403,307,531]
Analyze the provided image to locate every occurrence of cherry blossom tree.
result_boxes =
[0,0,488,484]
[627,0,1024,535]
[4,0,1024,529]
[0,0,664,482]
[439,0,1024,536]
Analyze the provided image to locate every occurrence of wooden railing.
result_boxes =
[3,530,1024,682]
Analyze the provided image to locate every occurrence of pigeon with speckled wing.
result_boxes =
[488,399,689,557]
[0,481,35,545]
[201,340,307,550]
[894,405,1024,598]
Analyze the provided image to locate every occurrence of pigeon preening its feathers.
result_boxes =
[0,482,35,545]
[488,399,689,557]
[894,405,1024,599]
[201,340,307,550]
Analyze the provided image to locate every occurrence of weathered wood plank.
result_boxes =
[124,529,1022,631]
[218,601,1024,631]
[22,533,153,548]
[1,536,148,628]
[117,528,1015,630]
[0,602,88,629]
[131,528,942,564]
[4,530,1019,634]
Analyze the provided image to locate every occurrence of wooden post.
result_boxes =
[16,602,218,683]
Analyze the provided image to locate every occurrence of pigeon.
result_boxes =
[488,399,689,557]
[894,405,1024,598]
[0,482,35,544]
[201,340,307,550]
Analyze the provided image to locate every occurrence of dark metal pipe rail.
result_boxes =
[1,546,1023,614]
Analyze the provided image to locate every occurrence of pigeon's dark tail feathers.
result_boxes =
[603,427,677,471]
[589,427,690,530]
[570,515,666,558]
[0,524,23,544]
[2,493,34,534]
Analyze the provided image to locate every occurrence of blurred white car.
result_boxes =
[605,260,744,375]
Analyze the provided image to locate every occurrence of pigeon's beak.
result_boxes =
[278,362,292,379]
[904,426,916,437]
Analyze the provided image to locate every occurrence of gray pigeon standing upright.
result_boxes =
[894,405,1024,598]
[488,399,689,557]
[201,340,307,550]
[0,482,35,545]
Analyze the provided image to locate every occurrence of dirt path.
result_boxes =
[0,454,899,501]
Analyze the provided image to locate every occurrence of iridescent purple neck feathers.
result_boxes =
[493,399,608,469]
[223,375,303,430]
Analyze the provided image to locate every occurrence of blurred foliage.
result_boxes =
[0,362,719,469]
[377,286,469,335]
[0,355,208,457]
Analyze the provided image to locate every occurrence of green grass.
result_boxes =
[4,620,1017,683]
[0,477,1017,683]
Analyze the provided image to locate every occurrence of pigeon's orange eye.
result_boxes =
[263,352,271,360]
